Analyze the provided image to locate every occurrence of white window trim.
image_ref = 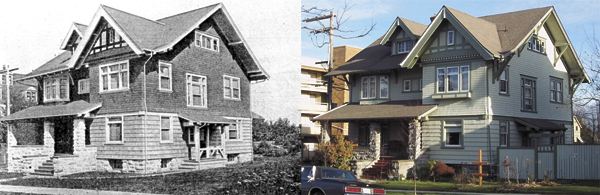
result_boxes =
[195,32,220,52]
[500,121,508,147]
[499,69,508,94]
[43,76,70,103]
[379,76,389,98]
[160,116,173,143]
[397,41,412,54]
[403,80,411,92]
[436,66,469,93]
[186,73,208,108]
[361,76,377,99]
[158,62,173,92]
[223,75,241,100]
[228,120,242,141]
[78,79,90,94]
[443,120,463,148]
[419,79,423,91]
[105,116,124,144]
[447,30,455,45]
[99,60,129,92]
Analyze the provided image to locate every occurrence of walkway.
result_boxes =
[0,185,169,195]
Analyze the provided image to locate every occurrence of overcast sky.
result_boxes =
[0,0,300,124]
[301,0,600,65]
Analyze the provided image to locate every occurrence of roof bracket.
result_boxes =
[553,45,569,67]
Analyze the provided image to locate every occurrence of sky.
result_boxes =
[0,0,300,124]
[301,0,600,65]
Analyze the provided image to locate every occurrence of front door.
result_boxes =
[184,126,195,160]
[53,118,73,154]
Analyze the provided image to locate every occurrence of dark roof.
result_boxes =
[178,110,234,124]
[73,22,88,34]
[24,51,71,79]
[1,101,101,121]
[399,17,427,37]
[514,117,567,131]
[101,5,168,51]
[445,6,501,55]
[313,100,437,122]
[326,36,407,76]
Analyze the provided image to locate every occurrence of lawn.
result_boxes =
[378,180,600,195]
[1,155,300,195]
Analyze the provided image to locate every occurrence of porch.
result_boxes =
[178,113,233,170]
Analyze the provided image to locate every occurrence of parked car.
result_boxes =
[301,166,386,195]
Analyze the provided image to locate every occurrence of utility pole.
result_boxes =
[1,65,18,116]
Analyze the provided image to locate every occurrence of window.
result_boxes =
[106,116,123,143]
[404,80,411,91]
[161,158,171,168]
[361,76,377,99]
[187,74,207,107]
[26,91,36,102]
[99,61,129,92]
[420,79,423,91]
[159,62,172,91]
[160,116,172,142]
[358,124,369,146]
[444,121,462,147]
[447,30,455,45]
[380,76,389,98]
[499,69,508,94]
[44,76,69,102]
[229,121,240,140]
[78,79,90,94]
[500,121,508,147]
[223,75,240,100]
[397,41,413,54]
[437,66,469,93]
[527,36,545,53]
[521,77,536,112]
[195,32,219,52]
[91,24,127,54]
[550,78,563,103]
[109,159,123,170]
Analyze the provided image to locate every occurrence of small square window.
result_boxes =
[161,158,171,168]
[78,79,90,94]
[109,159,123,170]
[447,31,455,45]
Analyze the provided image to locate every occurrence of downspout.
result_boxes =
[142,50,155,174]
[486,59,493,177]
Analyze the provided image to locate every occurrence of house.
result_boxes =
[0,73,38,116]
[313,6,589,179]
[2,3,268,176]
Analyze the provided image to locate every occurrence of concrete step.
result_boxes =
[38,165,54,170]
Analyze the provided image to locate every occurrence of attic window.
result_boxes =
[447,31,455,45]
[397,41,413,54]
[527,35,545,54]
[195,32,219,52]
[91,24,127,54]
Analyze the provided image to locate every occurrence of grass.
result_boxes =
[379,179,600,195]
[0,172,25,180]
[1,155,300,195]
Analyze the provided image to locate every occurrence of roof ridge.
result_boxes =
[479,6,553,19]
[100,4,165,26]
[157,2,220,22]
[444,6,495,26]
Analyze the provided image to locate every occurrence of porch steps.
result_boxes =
[360,156,397,180]
[31,160,55,176]
[179,158,227,171]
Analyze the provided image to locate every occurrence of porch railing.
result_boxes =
[198,147,225,159]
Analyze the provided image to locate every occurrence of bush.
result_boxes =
[312,134,355,170]
[434,161,455,180]
[418,160,455,182]
[253,141,288,157]
[252,118,301,155]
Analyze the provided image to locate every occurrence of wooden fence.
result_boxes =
[498,145,600,180]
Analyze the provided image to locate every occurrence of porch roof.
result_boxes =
[312,100,437,122]
[514,117,567,131]
[178,110,234,125]
[0,101,101,122]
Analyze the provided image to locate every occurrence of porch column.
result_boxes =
[368,122,381,159]
[408,120,421,160]
[205,126,210,158]
[6,123,17,172]
[72,119,86,155]
[194,126,200,161]
[6,123,16,147]
[43,120,55,156]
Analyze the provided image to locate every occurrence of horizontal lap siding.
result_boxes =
[91,115,186,160]
[226,119,252,154]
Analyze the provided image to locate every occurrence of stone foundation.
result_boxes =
[238,152,252,163]
[97,157,185,174]
[7,146,49,173]
[391,160,415,178]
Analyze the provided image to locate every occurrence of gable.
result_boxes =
[87,20,131,55]
[380,17,427,46]
[421,21,479,61]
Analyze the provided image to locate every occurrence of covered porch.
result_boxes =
[178,112,232,169]
[515,117,568,149]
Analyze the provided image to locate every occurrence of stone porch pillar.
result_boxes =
[72,119,86,155]
[6,123,17,172]
[408,120,421,160]
[194,126,200,160]
[369,122,381,159]
[43,121,55,156]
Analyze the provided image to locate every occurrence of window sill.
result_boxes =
[432,92,471,99]
[99,88,130,94]
[224,98,241,101]
[187,105,208,109]
[402,90,422,93]
[520,110,538,113]
[227,139,243,142]
[550,101,563,105]
[104,142,124,145]
[499,92,510,96]
[43,98,70,103]
[441,145,464,149]
[78,91,90,95]
[159,89,173,93]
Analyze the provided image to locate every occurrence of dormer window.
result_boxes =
[44,76,69,102]
[91,23,128,54]
[397,41,413,54]
[527,35,545,54]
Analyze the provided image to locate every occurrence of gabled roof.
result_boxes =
[380,17,428,45]
[66,3,268,81]
[21,51,71,80]
[326,36,407,76]
[59,22,88,50]
[0,101,101,122]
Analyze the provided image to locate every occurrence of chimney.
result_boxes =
[430,14,437,22]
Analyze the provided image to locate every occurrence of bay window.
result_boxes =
[44,76,69,102]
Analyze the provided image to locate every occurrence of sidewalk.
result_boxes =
[387,189,539,195]
[0,185,169,195]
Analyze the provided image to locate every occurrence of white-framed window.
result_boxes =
[25,90,37,102]
[195,32,219,52]
[404,80,411,92]
[44,76,69,102]
[361,76,377,99]
[1,75,12,85]
[223,75,240,100]
[160,116,172,142]
[499,69,508,94]
[228,120,241,140]
[397,41,413,54]
[380,76,389,98]
[91,24,127,54]
[550,78,563,103]
[419,79,423,91]
[437,66,469,93]
[159,62,172,91]
[447,30,455,45]
[443,121,462,147]
[78,79,90,94]
[106,116,124,143]
[521,76,536,112]
[500,121,508,147]
[186,73,207,107]
[527,35,545,53]
[99,61,129,92]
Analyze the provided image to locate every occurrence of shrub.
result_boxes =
[434,161,455,180]
[418,160,455,182]
[253,141,288,157]
[252,118,301,155]
[312,134,355,170]
[417,160,437,181]
[453,167,471,184]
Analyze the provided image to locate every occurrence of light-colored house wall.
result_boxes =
[350,68,423,104]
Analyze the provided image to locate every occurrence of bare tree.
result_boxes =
[573,31,600,144]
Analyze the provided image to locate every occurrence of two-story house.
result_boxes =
[0,73,38,117]
[2,3,268,176]
[314,6,589,179]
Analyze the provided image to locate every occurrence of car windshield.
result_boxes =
[301,167,312,180]
[321,169,357,180]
